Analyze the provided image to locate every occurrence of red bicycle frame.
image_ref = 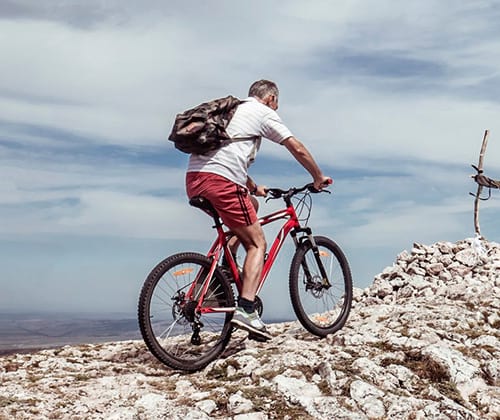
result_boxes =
[194,200,303,314]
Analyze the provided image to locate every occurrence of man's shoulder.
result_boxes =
[237,97,277,117]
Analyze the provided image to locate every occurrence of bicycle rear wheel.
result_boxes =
[289,236,352,337]
[138,252,234,371]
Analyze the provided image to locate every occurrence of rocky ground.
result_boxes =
[1,238,499,419]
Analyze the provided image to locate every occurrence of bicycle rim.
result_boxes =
[290,236,352,337]
[138,252,234,371]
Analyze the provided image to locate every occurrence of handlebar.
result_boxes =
[265,180,332,201]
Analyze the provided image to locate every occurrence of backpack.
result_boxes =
[168,95,247,155]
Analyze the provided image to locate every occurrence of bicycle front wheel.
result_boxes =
[138,252,234,371]
[289,236,352,337]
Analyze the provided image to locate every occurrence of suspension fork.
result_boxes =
[291,228,331,288]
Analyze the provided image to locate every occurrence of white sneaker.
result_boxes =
[231,307,272,341]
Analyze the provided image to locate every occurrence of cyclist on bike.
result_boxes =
[186,79,331,341]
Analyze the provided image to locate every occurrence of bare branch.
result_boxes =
[473,130,490,237]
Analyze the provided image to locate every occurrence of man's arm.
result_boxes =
[282,136,331,189]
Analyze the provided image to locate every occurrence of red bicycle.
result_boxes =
[138,182,352,371]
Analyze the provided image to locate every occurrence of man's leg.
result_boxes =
[226,195,259,257]
[231,220,266,301]
[230,221,272,340]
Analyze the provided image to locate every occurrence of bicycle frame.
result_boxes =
[138,179,352,371]
[191,197,316,315]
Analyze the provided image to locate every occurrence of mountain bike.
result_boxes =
[138,182,352,371]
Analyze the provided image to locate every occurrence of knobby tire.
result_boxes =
[289,236,352,337]
[138,252,234,371]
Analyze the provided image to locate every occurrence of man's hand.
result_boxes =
[254,185,268,197]
[313,176,333,191]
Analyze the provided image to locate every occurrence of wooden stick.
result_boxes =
[473,129,490,237]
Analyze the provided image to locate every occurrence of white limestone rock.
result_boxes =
[1,238,499,420]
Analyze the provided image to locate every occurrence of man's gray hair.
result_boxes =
[248,80,279,100]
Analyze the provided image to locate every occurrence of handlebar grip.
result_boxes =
[307,178,333,193]
[265,188,285,198]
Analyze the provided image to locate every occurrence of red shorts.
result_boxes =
[186,172,257,229]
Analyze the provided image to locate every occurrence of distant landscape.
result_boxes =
[0,312,141,355]
[0,312,294,355]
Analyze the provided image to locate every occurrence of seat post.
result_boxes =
[189,196,223,228]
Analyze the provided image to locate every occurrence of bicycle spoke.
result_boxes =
[290,236,352,336]
[138,253,234,371]
[158,318,180,340]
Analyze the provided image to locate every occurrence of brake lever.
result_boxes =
[307,185,332,194]
[265,189,282,202]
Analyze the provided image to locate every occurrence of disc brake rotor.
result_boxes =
[306,275,326,298]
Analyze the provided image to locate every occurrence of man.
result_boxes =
[186,80,331,340]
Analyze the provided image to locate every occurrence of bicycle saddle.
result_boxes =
[189,196,219,219]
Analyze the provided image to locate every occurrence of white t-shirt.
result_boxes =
[187,97,293,187]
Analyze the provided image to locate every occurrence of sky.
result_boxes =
[1,0,500,320]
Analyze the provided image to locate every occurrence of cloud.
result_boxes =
[0,0,159,29]
[0,141,192,240]
[280,83,500,172]
[2,0,500,157]
[55,190,209,240]
[337,197,475,248]
[2,1,500,314]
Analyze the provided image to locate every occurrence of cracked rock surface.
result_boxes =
[1,238,499,419]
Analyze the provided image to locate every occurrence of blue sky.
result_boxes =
[1,1,499,320]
